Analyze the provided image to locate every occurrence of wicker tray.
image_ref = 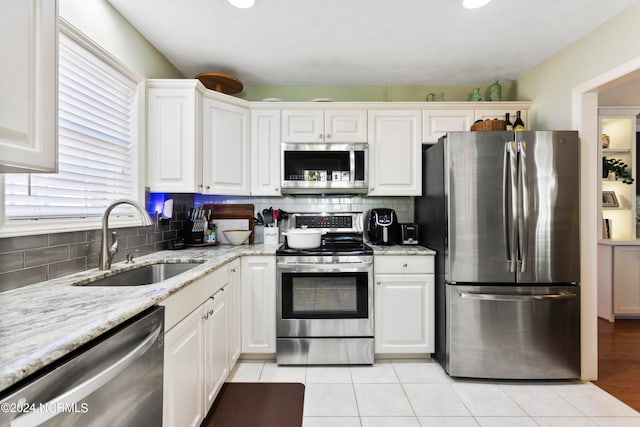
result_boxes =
[471,119,506,131]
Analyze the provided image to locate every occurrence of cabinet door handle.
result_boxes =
[231,268,236,273]
[318,133,324,139]
[326,133,331,139]
[202,313,209,320]
[402,263,408,267]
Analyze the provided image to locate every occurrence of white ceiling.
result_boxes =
[108,0,633,87]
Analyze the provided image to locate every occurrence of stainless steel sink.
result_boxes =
[78,262,203,287]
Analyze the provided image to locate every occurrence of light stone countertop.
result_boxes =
[0,243,435,393]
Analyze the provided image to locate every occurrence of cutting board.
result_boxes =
[204,203,255,243]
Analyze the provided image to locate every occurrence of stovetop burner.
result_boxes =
[276,242,373,256]
[276,212,373,256]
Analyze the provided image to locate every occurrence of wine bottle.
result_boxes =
[505,112,513,131]
[513,111,525,131]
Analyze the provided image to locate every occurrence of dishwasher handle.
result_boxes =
[12,322,162,427]
[459,291,577,302]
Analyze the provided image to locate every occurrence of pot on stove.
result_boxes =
[282,228,327,249]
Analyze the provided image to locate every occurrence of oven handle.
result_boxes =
[277,262,372,272]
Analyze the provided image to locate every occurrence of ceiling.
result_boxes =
[108,0,633,87]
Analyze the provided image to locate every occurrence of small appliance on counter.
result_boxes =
[366,208,399,245]
[400,223,419,245]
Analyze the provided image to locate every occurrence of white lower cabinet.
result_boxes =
[241,256,276,354]
[613,245,640,316]
[374,255,435,354]
[163,305,204,427]
[161,263,236,427]
[203,289,229,410]
[228,259,242,365]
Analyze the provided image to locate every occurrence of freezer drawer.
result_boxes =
[446,284,580,379]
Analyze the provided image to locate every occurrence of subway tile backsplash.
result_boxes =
[0,192,412,292]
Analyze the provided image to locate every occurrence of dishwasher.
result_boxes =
[0,306,164,427]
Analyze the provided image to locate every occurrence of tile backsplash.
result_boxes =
[0,193,412,292]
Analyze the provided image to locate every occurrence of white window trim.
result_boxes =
[0,19,147,238]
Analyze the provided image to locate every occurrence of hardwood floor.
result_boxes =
[594,318,640,411]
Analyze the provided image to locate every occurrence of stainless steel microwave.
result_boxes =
[281,143,368,194]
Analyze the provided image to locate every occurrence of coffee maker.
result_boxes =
[366,208,399,245]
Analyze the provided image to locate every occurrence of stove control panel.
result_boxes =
[295,215,352,229]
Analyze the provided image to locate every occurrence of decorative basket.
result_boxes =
[471,119,506,131]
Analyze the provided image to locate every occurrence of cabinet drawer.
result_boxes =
[162,264,230,331]
[374,256,434,274]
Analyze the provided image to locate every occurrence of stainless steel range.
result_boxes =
[276,212,374,365]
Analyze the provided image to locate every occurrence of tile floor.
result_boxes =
[227,359,640,427]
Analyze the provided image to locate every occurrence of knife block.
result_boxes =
[184,219,206,244]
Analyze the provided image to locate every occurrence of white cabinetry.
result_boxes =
[282,109,367,143]
[599,108,638,240]
[147,81,203,193]
[163,305,204,427]
[598,243,640,321]
[613,246,640,316]
[251,110,281,196]
[202,98,250,195]
[241,256,276,354]
[421,105,531,144]
[422,110,474,144]
[374,255,435,354]
[203,288,228,410]
[0,0,57,173]
[147,80,250,195]
[368,110,422,196]
[228,259,242,365]
[161,264,232,427]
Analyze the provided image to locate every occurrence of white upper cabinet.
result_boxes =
[422,110,474,143]
[282,109,367,142]
[251,110,281,196]
[147,81,203,193]
[146,80,250,195]
[368,110,422,196]
[202,98,250,195]
[0,0,58,173]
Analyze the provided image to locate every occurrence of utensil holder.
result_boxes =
[263,227,280,246]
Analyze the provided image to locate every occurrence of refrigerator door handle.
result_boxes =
[507,141,519,273]
[502,142,512,271]
[458,291,577,302]
[518,140,529,273]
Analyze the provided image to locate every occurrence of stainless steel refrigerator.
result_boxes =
[416,131,581,379]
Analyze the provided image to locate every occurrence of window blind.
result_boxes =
[4,33,139,220]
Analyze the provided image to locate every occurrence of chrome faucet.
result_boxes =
[99,199,153,270]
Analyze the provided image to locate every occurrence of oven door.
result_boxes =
[276,260,373,337]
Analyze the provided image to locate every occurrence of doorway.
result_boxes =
[572,57,640,384]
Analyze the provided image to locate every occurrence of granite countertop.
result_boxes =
[369,244,436,255]
[0,243,435,394]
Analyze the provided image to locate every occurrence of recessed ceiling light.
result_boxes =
[463,0,491,9]
[228,0,255,8]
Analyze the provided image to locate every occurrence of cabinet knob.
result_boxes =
[202,313,209,320]
[319,133,324,139]
[376,281,381,285]
[198,184,204,188]
[275,188,279,192]
[208,309,214,316]
[326,133,331,139]
[403,263,408,268]
[206,185,211,190]
[370,187,374,192]
[231,268,236,273]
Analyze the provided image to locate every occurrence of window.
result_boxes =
[1,25,144,236]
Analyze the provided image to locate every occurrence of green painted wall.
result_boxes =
[237,82,517,102]
[517,1,640,129]
[59,0,183,79]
